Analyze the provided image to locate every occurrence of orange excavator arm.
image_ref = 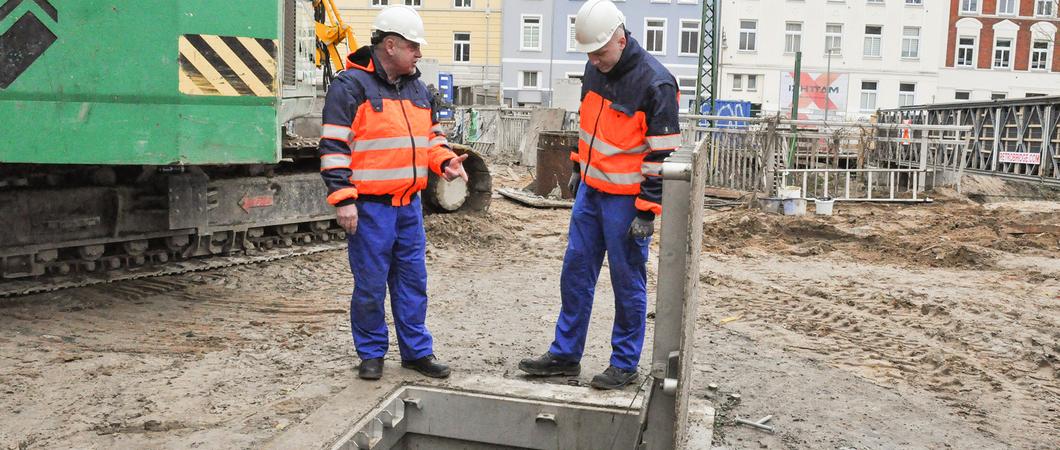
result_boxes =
[313,0,357,75]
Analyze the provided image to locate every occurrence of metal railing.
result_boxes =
[780,168,931,202]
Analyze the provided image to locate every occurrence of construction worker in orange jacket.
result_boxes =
[520,0,681,390]
[318,5,467,381]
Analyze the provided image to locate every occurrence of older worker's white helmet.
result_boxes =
[574,0,626,53]
[372,5,428,45]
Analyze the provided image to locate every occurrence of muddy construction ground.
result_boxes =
[1,168,1058,449]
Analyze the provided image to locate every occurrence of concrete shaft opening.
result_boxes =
[334,386,642,450]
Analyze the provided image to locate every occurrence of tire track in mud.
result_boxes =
[699,266,1060,446]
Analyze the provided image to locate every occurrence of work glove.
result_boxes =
[628,215,655,239]
[568,164,581,198]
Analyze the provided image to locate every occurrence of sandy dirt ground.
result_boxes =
[1,166,1057,449]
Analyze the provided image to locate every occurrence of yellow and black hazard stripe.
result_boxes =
[178,34,277,97]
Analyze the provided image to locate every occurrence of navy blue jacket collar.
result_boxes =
[346,45,422,86]
[605,29,642,80]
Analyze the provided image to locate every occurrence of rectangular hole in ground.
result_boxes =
[335,386,642,450]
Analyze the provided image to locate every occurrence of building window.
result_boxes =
[785,22,802,53]
[454,0,471,8]
[1031,40,1051,70]
[372,0,388,6]
[453,32,470,62]
[997,0,1017,15]
[961,0,980,13]
[521,15,542,51]
[864,25,882,57]
[991,92,1007,100]
[899,83,916,107]
[901,27,920,59]
[867,0,883,4]
[860,81,878,111]
[957,36,976,67]
[1026,92,1047,97]
[678,77,697,113]
[645,19,667,54]
[1036,0,1055,16]
[825,23,843,55]
[567,16,577,52]
[403,0,421,6]
[739,20,757,51]
[680,20,700,56]
[955,91,971,100]
[520,71,540,89]
[730,74,759,93]
[906,0,923,4]
[993,38,1013,69]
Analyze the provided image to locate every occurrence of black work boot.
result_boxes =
[518,352,581,376]
[358,358,383,380]
[401,355,451,378]
[590,365,637,390]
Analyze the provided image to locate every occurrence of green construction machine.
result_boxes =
[0,0,490,285]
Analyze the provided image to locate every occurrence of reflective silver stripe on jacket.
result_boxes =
[352,136,430,152]
[322,124,354,142]
[320,154,352,169]
[430,124,446,135]
[429,136,449,147]
[351,166,428,181]
[641,161,663,176]
[585,164,643,185]
[646,134,682,151]
[579,130,648,156]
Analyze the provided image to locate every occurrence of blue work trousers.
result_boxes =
[549,186,650,372]
[346,195,434,361]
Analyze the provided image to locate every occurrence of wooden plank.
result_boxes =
[1003,224,1060,235]
[704,186,748,200]
[496,188,573,209]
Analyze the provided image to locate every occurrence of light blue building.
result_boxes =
[501,0,705,112]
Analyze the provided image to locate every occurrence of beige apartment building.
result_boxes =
[335,0,503,104]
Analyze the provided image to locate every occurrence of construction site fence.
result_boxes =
[444,107,974,200]
[684,115,972,201]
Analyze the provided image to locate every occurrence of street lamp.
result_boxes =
[823,46,838,122]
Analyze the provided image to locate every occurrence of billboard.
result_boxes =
[779,72,848,120]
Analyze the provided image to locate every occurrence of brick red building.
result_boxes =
[939,0,1060,100]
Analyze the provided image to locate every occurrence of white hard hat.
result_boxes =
[372,5,428,46]
[574,0,626,53]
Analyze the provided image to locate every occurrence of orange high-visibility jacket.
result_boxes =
[573,32,681,217]
[319,46,455,207]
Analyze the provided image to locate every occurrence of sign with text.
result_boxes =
[998,151,1042,165]
[779,72,848,120]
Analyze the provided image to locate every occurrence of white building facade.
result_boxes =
[717,0,949,120]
